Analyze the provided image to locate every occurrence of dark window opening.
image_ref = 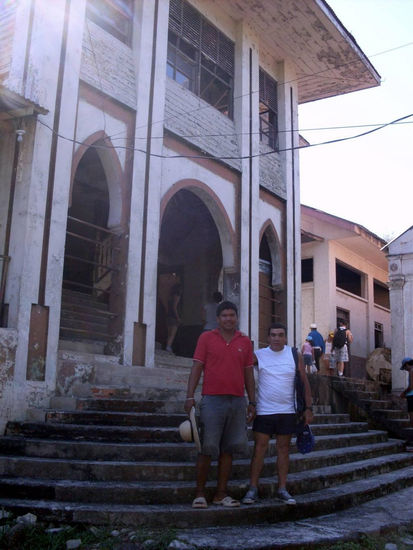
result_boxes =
[301,258,313,283]
[336,308,350,330]
[336,261,364,297]
[374,321,383,348]
[259,68,278,150]
[373,280,390,309]
[87,0,133,44]
[167,0,234,118]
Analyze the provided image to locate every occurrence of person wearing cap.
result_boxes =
[307,323,325,371]
[184,300,255,509]
[242,323,313,506]
[400,357,413,441]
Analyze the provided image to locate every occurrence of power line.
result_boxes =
[37,112,413,161]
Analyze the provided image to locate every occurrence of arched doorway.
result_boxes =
[157,188,223,357]
[60,147,119,345]
[258,226,285,347]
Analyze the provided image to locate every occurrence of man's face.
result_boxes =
[268,328,286,351]
[217,309,238,331]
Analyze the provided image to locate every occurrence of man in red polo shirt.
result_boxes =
[184,301,255,508]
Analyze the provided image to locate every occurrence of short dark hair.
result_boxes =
[268,323,287,336]
[216,301,238,317]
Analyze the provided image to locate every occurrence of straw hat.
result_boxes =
[179,406,201,452]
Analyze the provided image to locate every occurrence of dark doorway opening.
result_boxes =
[61,147,119,344]
[157,189,223,357]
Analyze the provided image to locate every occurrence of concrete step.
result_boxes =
[1,453,412,505]
[172,486,413,549]
[0,465,412,528]
[359,399,394,410]
[41,410,366,434]
[372,408,409,419]
[0,439,403,482]
[4,417,386,446]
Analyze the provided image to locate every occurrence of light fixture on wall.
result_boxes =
[16,129,26,142]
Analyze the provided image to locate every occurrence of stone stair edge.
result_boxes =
[173,485,413,549]
[0,466,412,529]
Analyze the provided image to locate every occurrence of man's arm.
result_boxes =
[297,351,314,424]
[244,366,256,423]
[184,360,204,414]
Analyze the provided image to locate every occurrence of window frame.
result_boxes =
[87,0,133,45]
[167,0,235,118]
[259,68,278,150]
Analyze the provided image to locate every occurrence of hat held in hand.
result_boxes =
[179,406,201,452]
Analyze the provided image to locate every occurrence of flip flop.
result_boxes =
[192,496,208,508]
[212,496,240,507]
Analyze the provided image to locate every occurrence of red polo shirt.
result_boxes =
[193,329,254,396]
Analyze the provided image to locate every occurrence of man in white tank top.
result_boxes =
[242,323,313,505]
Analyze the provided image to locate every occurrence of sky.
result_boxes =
[298,0,413,241]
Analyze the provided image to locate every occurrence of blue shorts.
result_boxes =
[253,413,297,436]
[407,396,413,413]
[303,354,313,366]
[199,395,248,458]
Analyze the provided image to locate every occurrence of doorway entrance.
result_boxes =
[157,188,223,356]
[258,228,285,347]
[61,147,119,343]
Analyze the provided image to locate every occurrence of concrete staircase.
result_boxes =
[0,395,413,531]
[60,288,116,343]
[1,353,413,547]
[331,375,413,444]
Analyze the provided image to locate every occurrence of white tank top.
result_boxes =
[255,345,296,415]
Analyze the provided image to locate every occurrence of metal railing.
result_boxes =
[0,254,11,325]
[63,216,120,298]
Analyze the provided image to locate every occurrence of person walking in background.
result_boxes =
[242,323,313,506]
[323,331,336,375]
[203,291,223,330]
[301,336,314,374]
[184,301,256,508]
[308,323,325,371]
[333,322,353,377]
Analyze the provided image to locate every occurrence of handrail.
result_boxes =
[0,255,11,325]
[66,230,121,251]
[67,215,117,235]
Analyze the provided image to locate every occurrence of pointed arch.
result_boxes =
[71,131,123,229]
[260,219,283,287]
[161,179,236,269]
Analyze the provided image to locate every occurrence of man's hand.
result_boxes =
[304,408,314,425]
[246,404,256,424]
[184,397,195,415]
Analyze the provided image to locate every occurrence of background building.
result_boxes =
[301,205,390,378]
[383,226,413,392]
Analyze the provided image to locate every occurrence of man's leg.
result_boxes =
[215,452,233,500]
[276,434,292,489]
[249,432,270,488]
[195,454,212,498]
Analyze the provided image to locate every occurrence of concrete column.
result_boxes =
[233,22,260,342]
[388,274,406,392]
[5,0,79,420]
[278,61,300,346]
[123,0,169,367]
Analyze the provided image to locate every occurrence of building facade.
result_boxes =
[301,205,390,378]
[384,226,413,392]
[0,0,379,430]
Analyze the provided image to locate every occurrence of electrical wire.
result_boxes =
[36,112,413,161]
